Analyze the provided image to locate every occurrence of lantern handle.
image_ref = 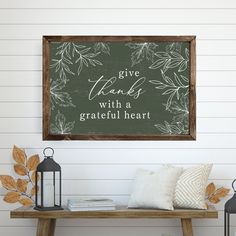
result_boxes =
[43,147,54,158]
[232,179,236,192]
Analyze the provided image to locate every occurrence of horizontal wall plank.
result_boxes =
[0,71,41,86]
[0,117,236,133]
[0,40,41,55]
[1,0,236,9]
[198,40,236,55]
[1,9,236,24]
[0,87,40,101]
[198,87,236,101]
[1,25,236,40]
[0,118,40,132]
[197,71,236,86]
[0,148,236,164]
[1,71,236,87]
[0,56,40,70]
[0,103,42,117]
[1,134,236,149]
[198,118,236,133]
[1,39,236,56]
[199,56,236,70]
[1,87,236,102]
[0,164,234,180]
[198,102,236,117]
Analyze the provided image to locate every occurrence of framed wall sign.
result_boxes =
[43,36,196,140]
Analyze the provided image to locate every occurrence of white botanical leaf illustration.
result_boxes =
[155,120,188,135]
[168,94,189,128]
[149,71,189,110]
[185,47,189,60]
[93,43,110,55]
[51,42,104,81]
[166,42,182,53]
[74,47,102,76]
[50,43,75,83]
[155,121,183,134]
[50,110,75,134]
[50,78,75,110]
[126,42,158,66]
[154,94,189,135]
[149,43,189,73]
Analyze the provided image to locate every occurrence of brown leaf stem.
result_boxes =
[26,171,34,186]
[2,186,33,200]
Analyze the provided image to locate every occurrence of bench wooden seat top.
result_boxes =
[10,205,218,236]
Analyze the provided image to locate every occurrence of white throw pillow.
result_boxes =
[173,164,213,209]
[128,166,183,210]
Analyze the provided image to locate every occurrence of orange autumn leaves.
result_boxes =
[0,145,40,206]
[205,182,230,204]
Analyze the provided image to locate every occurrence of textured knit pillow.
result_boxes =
[173,164,213,209]
[128,166,183,210]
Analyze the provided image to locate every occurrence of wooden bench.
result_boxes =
[10,205,218,236]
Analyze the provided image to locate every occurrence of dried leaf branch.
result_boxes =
[205,182,230,204]
[0,145,40,206]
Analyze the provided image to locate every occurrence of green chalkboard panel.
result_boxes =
[43,36,196,140]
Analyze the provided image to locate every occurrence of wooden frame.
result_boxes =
[43,36,196,140]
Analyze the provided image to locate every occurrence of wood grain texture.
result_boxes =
[48,219,56,236]
[42,36,49,140]
[11,206,217,236]
[36,218,55,236]
[10,206,218,219]
[181,218,193,236]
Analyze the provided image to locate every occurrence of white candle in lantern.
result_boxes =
[43,183,54,207]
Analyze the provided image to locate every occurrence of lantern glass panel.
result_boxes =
[36,171,42,207]
[43,171,55,207]
[55,171,60,206]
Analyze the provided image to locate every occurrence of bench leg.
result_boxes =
[36,219,56,236]
[48,219,56,236]
[181,218,193,236]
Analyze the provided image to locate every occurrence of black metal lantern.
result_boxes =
[34,147,63,211]
[224,179,236,235]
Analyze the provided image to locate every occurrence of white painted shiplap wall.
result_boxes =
[0,0,236,235]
